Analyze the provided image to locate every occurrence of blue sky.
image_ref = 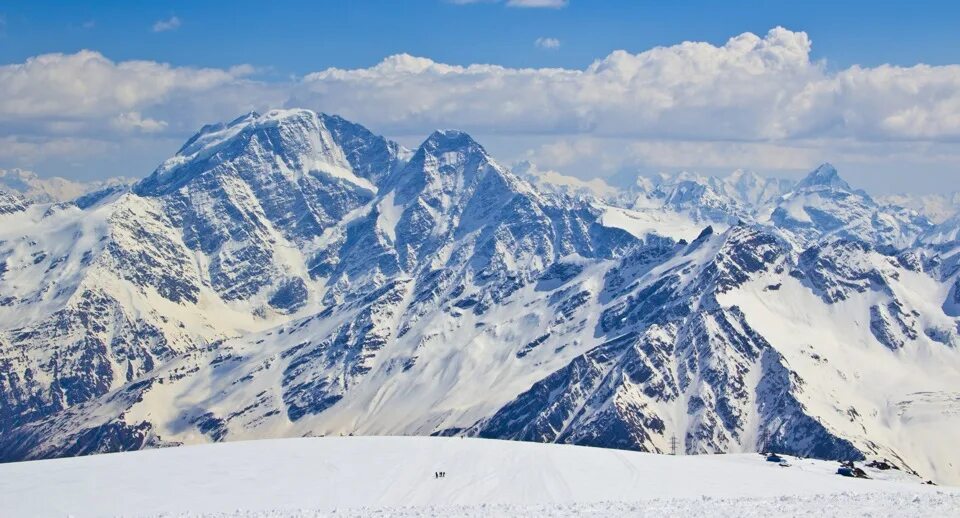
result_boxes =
[1,1,959,192]
[4,0,958,73]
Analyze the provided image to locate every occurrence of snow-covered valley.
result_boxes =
[1,436,956,517]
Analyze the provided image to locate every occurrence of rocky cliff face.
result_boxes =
[2,110,959,485]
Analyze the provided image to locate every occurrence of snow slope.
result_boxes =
[0,437,955,517]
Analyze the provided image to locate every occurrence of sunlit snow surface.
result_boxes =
[1,437,956,517]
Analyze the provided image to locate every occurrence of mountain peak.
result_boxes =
[422,129,484,154]
[257,108,317,125]
[171,109,320,160]
[727,168,760,184]
[137,109,404,197]
[795,163,851,191]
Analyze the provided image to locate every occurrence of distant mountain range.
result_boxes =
[1,109,959,484]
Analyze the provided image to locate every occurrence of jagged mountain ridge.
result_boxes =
[1,110,959,485]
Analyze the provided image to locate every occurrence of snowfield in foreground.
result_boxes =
[1,437,957,517]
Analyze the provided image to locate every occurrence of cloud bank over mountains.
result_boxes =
[2,28,959,188]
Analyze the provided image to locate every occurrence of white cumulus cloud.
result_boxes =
[110,112,168,134]
[535,37,561,49]
[292,27,960,143]
[152,16,181,33]
[2,27,960,191]
[0,51,249,119]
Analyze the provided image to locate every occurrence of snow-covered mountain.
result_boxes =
[880,191,960,224]
[623,168,792,221]
[0,168,132,206]
[1,110,959,486]
[514,161,622,202]
[761,163,934,252]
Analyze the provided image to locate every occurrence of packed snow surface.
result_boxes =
[1,437,955,517]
